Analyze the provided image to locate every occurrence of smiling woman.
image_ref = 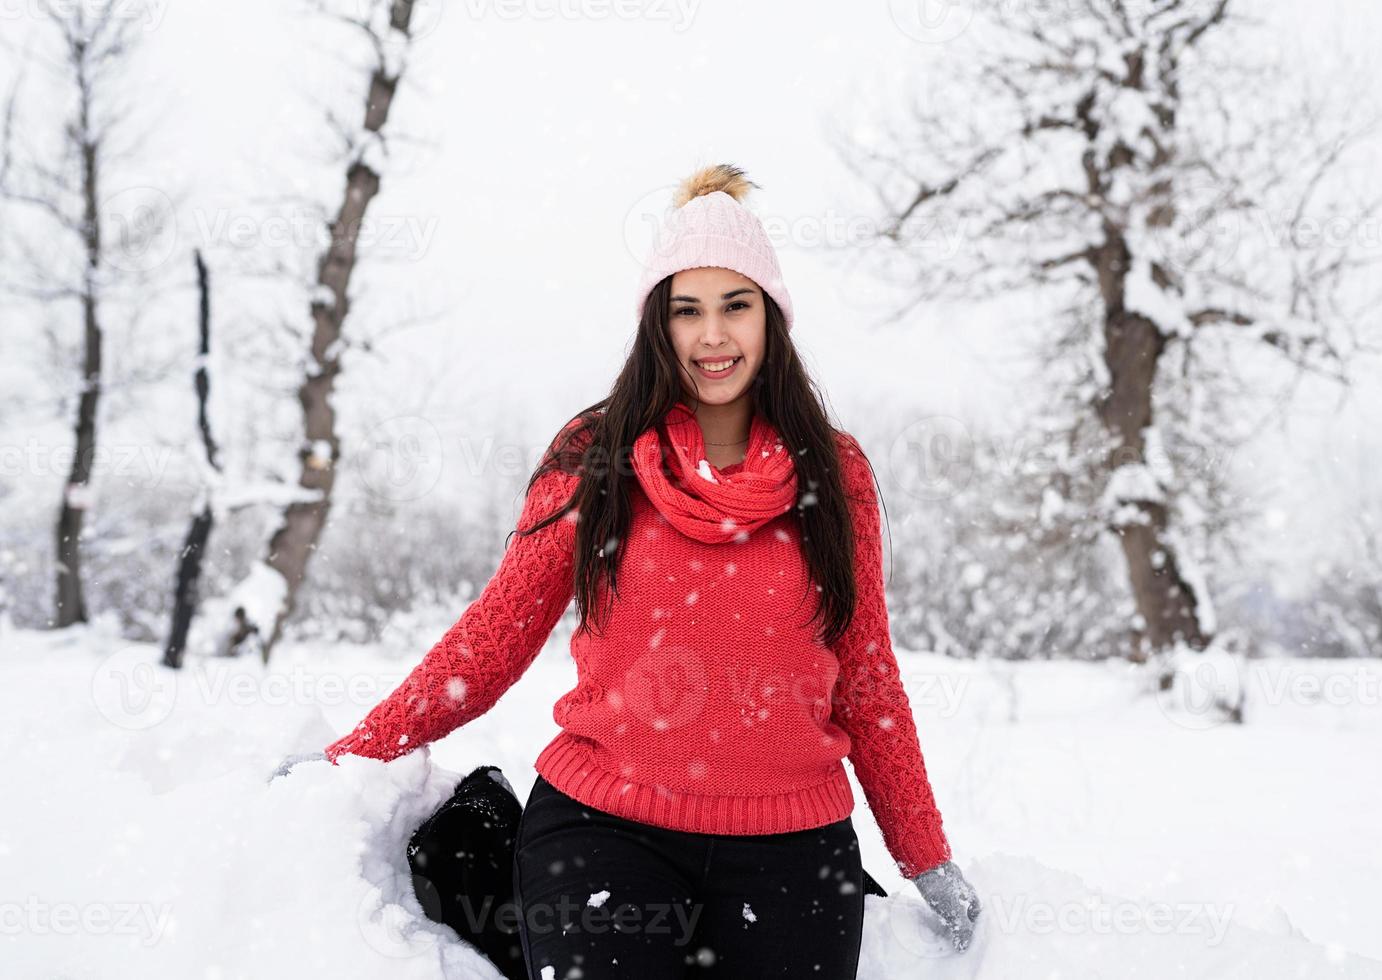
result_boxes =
[320,163,979,979]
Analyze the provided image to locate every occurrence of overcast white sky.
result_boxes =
[2,0,1379,591]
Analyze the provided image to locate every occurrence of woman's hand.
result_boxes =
[910,860,981,952]
[267,750,328,784]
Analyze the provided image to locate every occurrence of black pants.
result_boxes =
[512,775,866,979]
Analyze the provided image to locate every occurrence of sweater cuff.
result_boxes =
[892,819,953,880]
[323,725,387,764]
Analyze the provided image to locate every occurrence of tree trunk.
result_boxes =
[164,251,218,669]
[54,118,103,627]
[246,0,416,663]
[1095,239,1210,661]
[164,508,215,668]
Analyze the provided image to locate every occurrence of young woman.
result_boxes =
[317,164,981,977]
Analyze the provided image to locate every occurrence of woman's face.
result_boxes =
[666,266,767,406]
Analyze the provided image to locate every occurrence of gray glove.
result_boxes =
[911,860,981,952]
[268,750,328,784]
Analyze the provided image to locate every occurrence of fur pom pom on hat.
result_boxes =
[633,163,795,331]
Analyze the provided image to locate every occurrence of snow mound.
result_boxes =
[1,628,504,978]
[860,853,1376,979]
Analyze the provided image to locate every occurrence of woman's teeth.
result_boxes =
[696,356,740,376]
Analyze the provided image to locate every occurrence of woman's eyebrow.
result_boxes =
[669,288,757,304]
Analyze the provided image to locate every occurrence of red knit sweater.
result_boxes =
[324,421,952,878]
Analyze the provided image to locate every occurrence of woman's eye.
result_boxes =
[674,303,748,316]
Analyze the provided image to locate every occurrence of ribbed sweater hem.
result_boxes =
[533,733,857,836]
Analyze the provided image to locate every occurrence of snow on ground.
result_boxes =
[1,617,1378,978]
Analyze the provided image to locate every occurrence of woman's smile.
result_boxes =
[692,355,742,379]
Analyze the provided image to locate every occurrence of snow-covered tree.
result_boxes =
[163,250,219,669]
[838,0,1382,665]
[0,1,173,627]
[218,0,422,663]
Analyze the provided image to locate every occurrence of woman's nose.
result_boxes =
[700,315,729,343]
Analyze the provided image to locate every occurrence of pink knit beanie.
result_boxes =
[633,163,795,331]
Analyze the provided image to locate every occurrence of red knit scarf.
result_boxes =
[631,399,799,543]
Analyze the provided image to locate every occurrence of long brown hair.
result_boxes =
[511,276,870,647]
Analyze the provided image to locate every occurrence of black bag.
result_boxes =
[408,765,526,980]
[407,765,889,979]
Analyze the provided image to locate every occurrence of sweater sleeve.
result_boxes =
[323,452,581,764]
[828,433,953,879]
